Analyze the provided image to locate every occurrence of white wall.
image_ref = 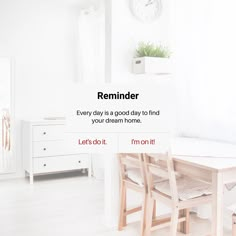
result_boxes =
[0,0,101,178]
[0,0,100,119]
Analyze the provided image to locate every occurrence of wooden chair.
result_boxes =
[144,152,212,236]
[118,153,149,236]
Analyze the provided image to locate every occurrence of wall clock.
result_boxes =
[130,0,162,23]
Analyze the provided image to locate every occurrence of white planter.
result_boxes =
[132,56,172,74]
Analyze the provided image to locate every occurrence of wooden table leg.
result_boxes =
[212,171,223,236]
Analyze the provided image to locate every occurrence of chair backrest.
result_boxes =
[144,152,179,203]
[117,153,146,188]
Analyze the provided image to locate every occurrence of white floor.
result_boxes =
[0,172,232,236]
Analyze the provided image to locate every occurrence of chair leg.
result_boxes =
[144,197,154,236]
[233,214,236,236]
[179,209,190,234]
[152,200,156,219]
[118,182,127,230]
[141,193,148,236]
[183,209,190,234]
[170,206,179,236]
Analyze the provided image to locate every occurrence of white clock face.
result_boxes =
[130,0,162,23]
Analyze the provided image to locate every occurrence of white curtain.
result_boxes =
[175,0,236,144]
[77,5,105,84]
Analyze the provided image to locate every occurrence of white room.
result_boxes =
[1,0,236,235]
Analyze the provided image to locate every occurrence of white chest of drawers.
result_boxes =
[22,120,91,184]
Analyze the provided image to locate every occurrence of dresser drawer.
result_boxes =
[32,140,71,157]
[32,125,64,141]
[33,155,89,174]
[23,119,92,183]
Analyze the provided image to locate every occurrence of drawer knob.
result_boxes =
[43,148,47,151]
[78,161,81,163]
[43,164,47,167]
[43,132,47,135]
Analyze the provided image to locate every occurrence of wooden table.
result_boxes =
[168,155,236,236]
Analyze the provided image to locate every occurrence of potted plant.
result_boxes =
[133,42,172,74]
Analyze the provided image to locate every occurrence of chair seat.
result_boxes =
[154,176,212,201]
[127,168,166,186]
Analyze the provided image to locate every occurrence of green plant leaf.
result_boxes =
[135,42,170,58]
